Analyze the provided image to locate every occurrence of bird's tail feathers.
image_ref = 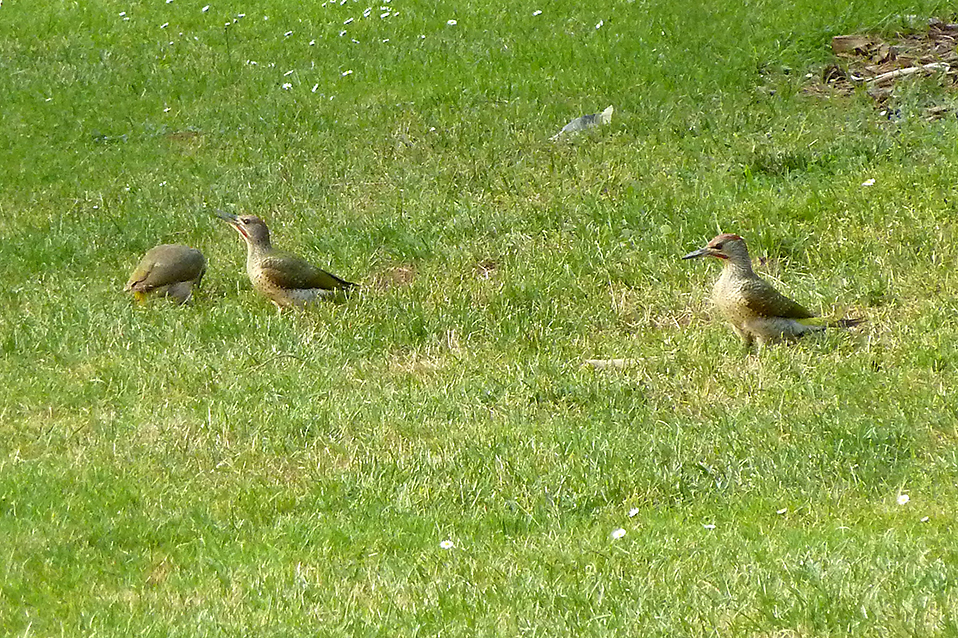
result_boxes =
[796,316,864,330]
[829,317,865,329]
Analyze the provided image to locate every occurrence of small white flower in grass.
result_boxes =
[282,82,292,90]
[862,178,876,187]
[309,40,316,45]
[123,16,130,21]
[311,83,319,92]
[533,9,542,16]
[119,11,126,16]
[344,17,353,24]
[163,107,171,112]
[628,508,640,518]
[285,30,293,36]
[382,38,389,42]
[611,528,626,539]
[777,508,787,515]
[339,30,347,36]
[429,126,436,131]
[447,19,457,25]
[921,516,930,522]
[364,7,372,16]
[595,19,604,29]
[237,13,245,18]
[351,38,359,43]
[202,5,209,13]
[380,11,390,18]
[166,0,173,3]
[45,97,52,102]
[263,15,269,20]
[897,494,910,505]
[161,22,169,28]
[703,523,716,530]
[159,181,167,187]
[284,69,294,76]
[342,69,353,76]
[93,205,99,210]
[420,34,426,39]
[439,540,454,550]
[169,41,174,45]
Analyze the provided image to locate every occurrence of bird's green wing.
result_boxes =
[259,252,355,291]
[126,247,206,291]
[742,278,816,319]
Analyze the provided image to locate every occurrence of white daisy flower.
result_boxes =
[341,69,353,76]
[703,523,716,530]
[282,82,292,89]
[862,178,876,187]
[628,508,639,518]
[533,10,542,16]
[897,494,910,505]
[611,528,626,539]
[201,5,209,12]
[439,540,454,550]
[447,19,457,25]
[311,83,319,92]
[595,20,604,29]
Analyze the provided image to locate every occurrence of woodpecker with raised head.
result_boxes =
[682,233,861,349]
[125,244,207,305]
[217,211,356,310]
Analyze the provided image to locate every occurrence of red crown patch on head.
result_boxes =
[708,233,742,247]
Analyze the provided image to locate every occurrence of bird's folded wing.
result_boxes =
[260,253,354,291]
[128,251,205,291]
[742,279,816,319]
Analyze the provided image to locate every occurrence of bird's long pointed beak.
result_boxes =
[682,247,708,260]
[215,209,238,224]
[215,210,248,238]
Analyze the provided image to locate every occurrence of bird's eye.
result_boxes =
[714,243,724,250]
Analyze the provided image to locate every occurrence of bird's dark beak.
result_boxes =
[215,209,238,224]
[215,210,249,239]
[682,247,708,260]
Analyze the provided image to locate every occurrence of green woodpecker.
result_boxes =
[125,244,206,304]
[217,211,356,309]
[683,233,861,349]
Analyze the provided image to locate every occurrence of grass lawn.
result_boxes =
[2,0,958,634]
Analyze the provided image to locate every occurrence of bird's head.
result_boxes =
[217,211,271,247]
[682,233,750,266]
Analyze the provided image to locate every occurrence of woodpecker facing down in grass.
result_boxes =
[217,211,356,310]
[682,233,862,349]
[125,244,207,305]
